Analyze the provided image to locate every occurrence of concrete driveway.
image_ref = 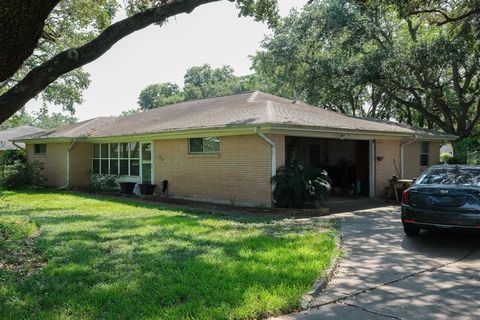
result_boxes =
[273,205,480,320]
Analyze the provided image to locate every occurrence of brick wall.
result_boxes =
[375,140,401,197]
[27,143,68,187]
[403,141,441,179]
[70,143,92,187]
[154,134,285,207]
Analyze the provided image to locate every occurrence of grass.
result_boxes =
[0,190,338,320]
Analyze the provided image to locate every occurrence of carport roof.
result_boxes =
[15,91,456,141]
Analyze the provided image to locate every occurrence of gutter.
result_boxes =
[12,142,25,151]
[254,127,276,190]
[63,139,77,189]
[400,135,418,179]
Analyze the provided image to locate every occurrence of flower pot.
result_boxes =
[139,183,156,196]
[119,182,136,195]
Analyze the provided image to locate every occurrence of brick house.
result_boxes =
[14,92,455,207]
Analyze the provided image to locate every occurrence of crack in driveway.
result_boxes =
[307,244,479,310]
[338,301,402,320]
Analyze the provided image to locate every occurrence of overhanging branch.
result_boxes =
[0,0,221,124]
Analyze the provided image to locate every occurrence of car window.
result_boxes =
[416,167,480,186]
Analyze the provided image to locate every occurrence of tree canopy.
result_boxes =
[137,64,258,110]
[0,0,280,124]
[253,0,480,139]
[0,108,77,130]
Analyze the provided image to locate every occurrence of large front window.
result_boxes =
[92,142,151,180]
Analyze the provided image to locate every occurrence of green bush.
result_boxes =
[0,160,44,189]
[90,174,119,192]
[440,152,453,163]
[0,149,26,166]
[272,160,331,209]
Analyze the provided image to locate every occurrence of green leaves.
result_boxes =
[272,160,331,209]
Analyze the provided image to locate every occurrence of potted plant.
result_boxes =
[139,183,156,195]
[119,182,136,195]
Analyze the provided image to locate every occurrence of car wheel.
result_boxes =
[403,223,420,236]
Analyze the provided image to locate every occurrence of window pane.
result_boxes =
[93,144,99,158]
[110,159,118,174]
[142,143,151,161]
[101,144,109,158]
[130,142,139,158]
[189,138,203,153]
[130,159,140,176]
[93,159,100,174]
[120,143,129,158]
[119,159,128,175]
[142,163,152,184]
[420,154,429,167]
[203,137,220,152]
[417,168,480,186]
[101,159,109,174]
[421,142,429,154]
[110,143,119,158]
[34,144,46,154]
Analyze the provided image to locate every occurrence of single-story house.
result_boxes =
[14,91,456,207]
[0,125,45,157]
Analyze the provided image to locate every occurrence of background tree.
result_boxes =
[0,0,280,124]
[254,0,480,143]
[138,83,183,110]
[0,108,77,130]
[137,64,259,110]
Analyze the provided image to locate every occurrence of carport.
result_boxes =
[285,136,375,197]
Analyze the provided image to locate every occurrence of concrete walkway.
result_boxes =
[273,206,480,320]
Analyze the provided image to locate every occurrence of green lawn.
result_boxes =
[0,190,338,320]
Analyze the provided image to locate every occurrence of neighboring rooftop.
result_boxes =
[16,91,456,141]
[0,125,45,150]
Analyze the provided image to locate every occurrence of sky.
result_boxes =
[27,0,309,121]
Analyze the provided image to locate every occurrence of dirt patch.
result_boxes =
[0,224,46,279]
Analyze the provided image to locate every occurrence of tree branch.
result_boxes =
[0,0,221,124]
[0,0,61,82]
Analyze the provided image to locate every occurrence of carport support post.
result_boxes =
[255,127,276,191]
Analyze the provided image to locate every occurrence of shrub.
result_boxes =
[272,160,331,209]
[0,149,26,167]
[0,160,44,189]
[440,152,453,163]
[90,174,119,192]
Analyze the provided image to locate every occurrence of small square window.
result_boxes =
[34,144,47,154]
[188,137,220,153]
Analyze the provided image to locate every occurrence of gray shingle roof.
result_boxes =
[0,125,45,150]
[16,91,456,141]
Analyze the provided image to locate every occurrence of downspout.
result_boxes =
[12,142,25,151]
[64,139,77,188]
[254,127,276,190]
[400,135,418,179]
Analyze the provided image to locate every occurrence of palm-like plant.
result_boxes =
[272,160,331,209]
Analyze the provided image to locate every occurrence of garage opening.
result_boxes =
[285,137,371,197]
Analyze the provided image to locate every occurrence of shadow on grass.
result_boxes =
[0,190,338,320]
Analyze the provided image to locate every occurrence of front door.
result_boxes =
[140,142,153,184]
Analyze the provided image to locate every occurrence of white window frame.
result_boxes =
[188,137,220,154]
[92,142,153,181]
